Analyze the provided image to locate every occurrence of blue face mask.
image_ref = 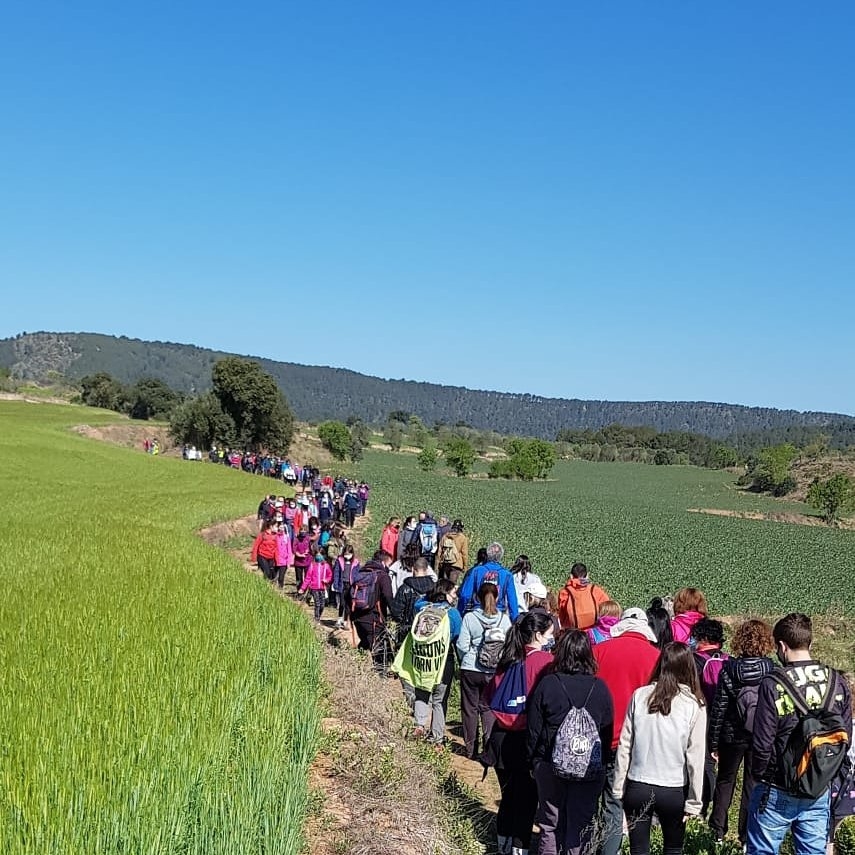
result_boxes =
[542,637,556,652]
[687,637,699,650]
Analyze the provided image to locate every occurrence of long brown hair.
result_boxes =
[478,581,499,617]
[647,642,704,715]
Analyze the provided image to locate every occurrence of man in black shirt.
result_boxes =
[747,613,851,855]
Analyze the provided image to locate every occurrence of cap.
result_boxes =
[527,581,548,600]
[621,607,647,622]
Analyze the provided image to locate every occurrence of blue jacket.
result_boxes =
[457,561,520,621]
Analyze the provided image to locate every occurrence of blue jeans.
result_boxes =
[599,760,624,855]
[746,784,830,855]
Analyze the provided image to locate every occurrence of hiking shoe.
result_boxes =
[411,726,426,739]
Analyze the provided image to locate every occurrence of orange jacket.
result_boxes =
[557,578,610,630]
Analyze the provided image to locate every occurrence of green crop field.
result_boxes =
[0,402,319,854]
[351,449,855,617]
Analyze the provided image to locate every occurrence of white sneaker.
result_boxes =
[335,618,345,630]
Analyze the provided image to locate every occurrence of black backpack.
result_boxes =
[775,668,849,799]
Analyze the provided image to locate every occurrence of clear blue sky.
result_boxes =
[2,2,853,414]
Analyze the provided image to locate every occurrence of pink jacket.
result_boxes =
[671,610,705,643]
[275,531,293,567]
[299,559,332,593]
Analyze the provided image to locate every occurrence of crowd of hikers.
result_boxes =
[250,495,854,855]
[207,447,337,486]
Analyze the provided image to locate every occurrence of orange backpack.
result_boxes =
[558,583,603,630]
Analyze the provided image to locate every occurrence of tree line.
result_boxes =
[6,332,855,440]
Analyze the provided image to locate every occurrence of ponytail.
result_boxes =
[478,582,498,617]
[496,611,552,673]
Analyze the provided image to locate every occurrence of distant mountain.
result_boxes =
[2,331,853,440]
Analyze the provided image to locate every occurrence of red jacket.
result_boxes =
[380,525,399,560]
[593,632,660,749]
[250,531,278,562]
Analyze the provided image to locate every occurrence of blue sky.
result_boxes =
[1,2,853,414]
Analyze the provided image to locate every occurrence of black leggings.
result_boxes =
[495,767,538,850]
[257,556,276,580]
[623,779,687,855]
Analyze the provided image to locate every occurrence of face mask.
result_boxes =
[688,637,699,650]
[776,646,788,667]
[542,636,556,652]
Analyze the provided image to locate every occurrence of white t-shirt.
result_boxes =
[513,571,544,612]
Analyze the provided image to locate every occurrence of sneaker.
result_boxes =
[335,618,345,630]
[411,726,426,739]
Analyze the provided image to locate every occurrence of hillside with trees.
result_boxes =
[2,331,854,440]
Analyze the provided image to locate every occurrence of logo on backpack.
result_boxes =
[551,681,603,781]
[408,605,451,691]
[490,660,528,730]
[776,669,849,799]
[419,522,438,554]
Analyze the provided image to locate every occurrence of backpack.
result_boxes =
[419,522,438,554]
[775,668,849,799]
[697,650,729,705]
[409,605,451,691]
[350,565,379,613]
[490,660,529,730]
[439,534,461,567]
[475,615,507,672]
[391,578,422,627]
[551,680,604,781]
[736,683,761,733]
[559,583,601,631]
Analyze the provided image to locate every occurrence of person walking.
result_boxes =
[274,520,294,589]
[747,613,852,855]
[332,544,359,630]
[592,607,661,855]
[380,517,400,563]
[390,557,436,644]
[510,555,544,614]
[457,542,520,621]
[437,519,469,583]
[349,550,394,664]
[482,611,555,855]
[557,563,610,631]
[670,587,708,643]
[292,529,311,591]
[708,618,775,846]
[456,581,512,760]
[613,642,707,855]
[342,487,360,528]
[392,579,462,748]
[299,551,332,622]
[527,630,614,855]
[250,518,279,581]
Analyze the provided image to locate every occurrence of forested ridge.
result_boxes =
[3,331,853,440]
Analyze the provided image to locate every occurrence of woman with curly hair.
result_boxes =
[707,618,775,846]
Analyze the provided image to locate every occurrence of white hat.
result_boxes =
[527,580,548,600]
